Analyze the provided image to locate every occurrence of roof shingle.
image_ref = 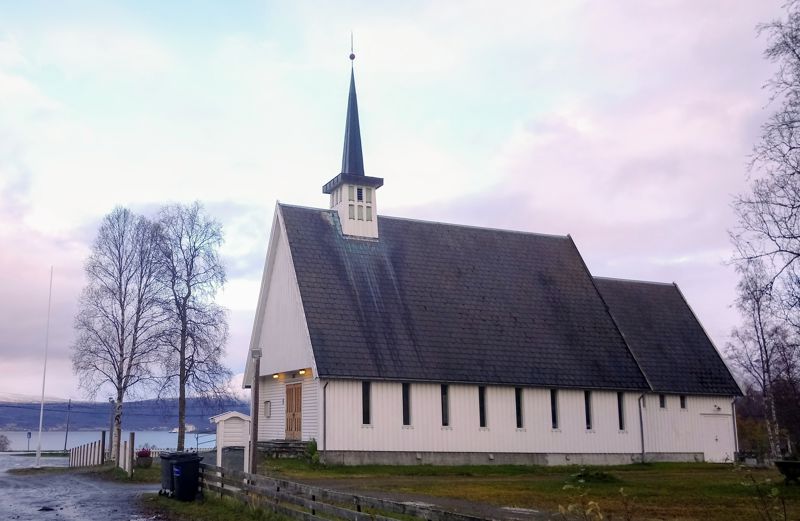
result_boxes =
[280,204,650,390]
[593,277,741,396]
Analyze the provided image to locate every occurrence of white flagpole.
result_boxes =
[35,266,53,468]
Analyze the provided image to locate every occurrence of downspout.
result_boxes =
[638,393,646,463]
[322,381,329,463]
[731,398,739,455]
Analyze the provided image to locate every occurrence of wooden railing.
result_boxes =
[199,463,488,521]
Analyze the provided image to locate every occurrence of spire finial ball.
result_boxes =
[350,53,355,61]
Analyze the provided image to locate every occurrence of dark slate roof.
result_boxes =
[593,277,742,396]
[280,204,650,390]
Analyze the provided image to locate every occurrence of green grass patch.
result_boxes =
[140,493,290,521]
[263,460,800,521]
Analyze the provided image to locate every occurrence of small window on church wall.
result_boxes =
[357,205,364,220]
[264,400,271,419]
[441,385,450,427]
[402,383,411,426]
[348,186,355,201]
[680,395,687,409]
[659,394,666,408]
[366,206,373,221]
[365,187,372,203]
[357,187,364,201]
[550,389,559,429]
[362,381,371,425]
[348,204,355,220]
[478,386,487,428]
[584,390,593,430]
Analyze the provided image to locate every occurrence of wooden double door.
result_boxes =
[285,383,302,440]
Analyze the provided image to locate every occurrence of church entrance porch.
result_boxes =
[286,383,302,440]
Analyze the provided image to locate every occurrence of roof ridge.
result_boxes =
[278,202,571,240]
[593,275,674,286]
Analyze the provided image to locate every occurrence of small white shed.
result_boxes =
[210,411,251,470]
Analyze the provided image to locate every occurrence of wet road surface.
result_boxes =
[0,453,156,521]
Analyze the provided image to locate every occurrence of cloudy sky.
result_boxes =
[0,1,785,401]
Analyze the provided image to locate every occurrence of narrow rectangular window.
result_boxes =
[264,400,271,418]
[550,389,559,429]
[357,187,364,201]
[478,386,487,427]
[348,185,354,201]
[362,381,371,425]
[441,384,449,427]
[357,205,364,220]
[366,206,373,221]
[659,394,666,409]
[365,187,372,203]
[515,387,523,428]
[617,392,625,431]
[584,390,593,430]
[680,395,687,409]
[402,383,411,426]
[348,204,355,220]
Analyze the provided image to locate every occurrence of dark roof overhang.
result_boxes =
[322,173,384,194]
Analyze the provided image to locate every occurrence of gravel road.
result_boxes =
[0,453,156,521]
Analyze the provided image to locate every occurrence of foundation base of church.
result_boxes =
[320,450,705,466]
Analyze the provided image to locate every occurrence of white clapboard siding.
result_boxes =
[641,394,735,462]
[323,381,735,459]
[257,373,320,443]
[250,213,317,382]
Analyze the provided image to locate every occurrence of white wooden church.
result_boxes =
[242,55,741,465]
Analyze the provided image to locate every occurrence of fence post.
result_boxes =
[128,432,135,477]
[100,431,106,465]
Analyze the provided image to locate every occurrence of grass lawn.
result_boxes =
[140,493,290,521]
[262,459,800,521]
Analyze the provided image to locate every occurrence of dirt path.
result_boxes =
[282,475,551,521]
[0,453,155,521]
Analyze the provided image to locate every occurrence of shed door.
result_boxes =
[285,383,302,440]
[702,414,734,463]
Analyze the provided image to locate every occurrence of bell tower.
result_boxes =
[322,49,384,239]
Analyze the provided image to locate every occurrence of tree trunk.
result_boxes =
[177,327,187,452]
[113,396,123,464]
[764,382,783,459]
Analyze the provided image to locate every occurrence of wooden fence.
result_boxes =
[68,431,136,478]
[199,463,488,521]
[68,432,106,468]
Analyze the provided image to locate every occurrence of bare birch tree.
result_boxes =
[728,259,785,458]
[72,207,165,462]
[157,202,230,451]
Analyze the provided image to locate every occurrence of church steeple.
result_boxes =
[341,64,364,176]
[323,46,384,239]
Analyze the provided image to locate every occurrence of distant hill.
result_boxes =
[0,397,249,432]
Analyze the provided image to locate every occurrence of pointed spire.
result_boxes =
[341,45,365,176]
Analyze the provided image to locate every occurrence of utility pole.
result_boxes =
[250,349,261,475]
[35,266,54,469]
[63,399,71,451]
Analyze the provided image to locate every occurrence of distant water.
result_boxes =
[0,430,216,451]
